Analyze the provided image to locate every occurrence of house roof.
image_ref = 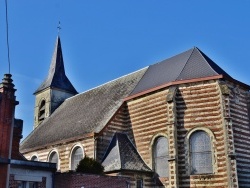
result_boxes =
[102,133,152,173]
[20,68,147,151]
[34,36,77,94]
[130,47,233,96]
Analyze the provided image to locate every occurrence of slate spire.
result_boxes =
[34,36,77,94]
[102,132,151,173]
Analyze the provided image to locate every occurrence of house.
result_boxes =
[0,74,56,188]
[20,36,250,187]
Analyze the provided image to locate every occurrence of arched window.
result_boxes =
[31,155,38,161]
[190,130,213,174]
[38,100,46,122]
[153,136,169,177]
[71,146,83,170]
[49,151,59,169]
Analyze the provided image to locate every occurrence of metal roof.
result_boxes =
[130,47,233,96]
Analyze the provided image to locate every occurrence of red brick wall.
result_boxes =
[0,74,17,188]
[11,119,23,160]
[54,172,129,188]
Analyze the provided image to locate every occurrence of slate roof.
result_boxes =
[20,68,147,151]
[102,133,152,173]
[21,46,248,152]
[130,47,233,96]
[34,36,77,94]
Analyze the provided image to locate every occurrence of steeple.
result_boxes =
[33,36,77,128]
[34,36,77,95]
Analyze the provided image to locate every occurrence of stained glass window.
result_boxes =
[154,137,169,177]
[71,147,83,170]
[190,131,213,174]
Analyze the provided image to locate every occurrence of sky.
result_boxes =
[0,1,249,140]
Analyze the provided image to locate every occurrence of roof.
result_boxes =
[21,46,249,152]
[20,68,147,151]
[102,133,152,173]
[34,36,77,94]
[130,47,233,96]
[10,159,56,171]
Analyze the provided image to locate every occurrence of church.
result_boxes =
[20,36,250,187]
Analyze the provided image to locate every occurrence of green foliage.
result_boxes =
[76,156,104,174]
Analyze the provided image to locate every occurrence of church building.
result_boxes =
[20,36,250,187]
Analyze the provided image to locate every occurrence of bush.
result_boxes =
[76,156,104,174]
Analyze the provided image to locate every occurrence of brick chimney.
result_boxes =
[0,74,18,188]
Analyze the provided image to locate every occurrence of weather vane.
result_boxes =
[57,21,61,35]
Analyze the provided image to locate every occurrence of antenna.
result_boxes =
[5,0,11,74]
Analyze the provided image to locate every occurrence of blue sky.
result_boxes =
[0,1,249,139]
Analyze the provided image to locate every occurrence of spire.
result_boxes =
[34,36,77,94]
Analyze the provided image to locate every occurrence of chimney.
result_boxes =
[0,74,18,188]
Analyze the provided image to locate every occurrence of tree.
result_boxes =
[76,156,104,174]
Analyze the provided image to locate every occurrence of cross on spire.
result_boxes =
[57,21,61,35]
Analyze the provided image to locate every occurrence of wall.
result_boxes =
[96,104,134,162]
[126,80,231,187]
[34,89,74,128]
[54,172,129,188]
[225,82,250,187]
[23,135,94,172]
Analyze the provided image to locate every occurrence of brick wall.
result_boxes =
[226,82,250,187]
[127,80,231,187]
[23,135,94,172]
[0,74,17,188]
[54,172,129,188]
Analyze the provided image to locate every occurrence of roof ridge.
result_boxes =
[195,47,219,76]
[116,133,122,169]
[65,67,148,102]
[175,47,195,81]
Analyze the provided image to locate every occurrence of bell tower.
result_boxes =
[33,36,77,128]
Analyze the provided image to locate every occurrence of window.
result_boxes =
[153,136,169,177]
[49,151,59,169]
[17,181,38,188]
[136,179,143,188]
[30,156,38,161]
[190,130,213,174]
[71,146,83,170]
[38,100,45,122]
